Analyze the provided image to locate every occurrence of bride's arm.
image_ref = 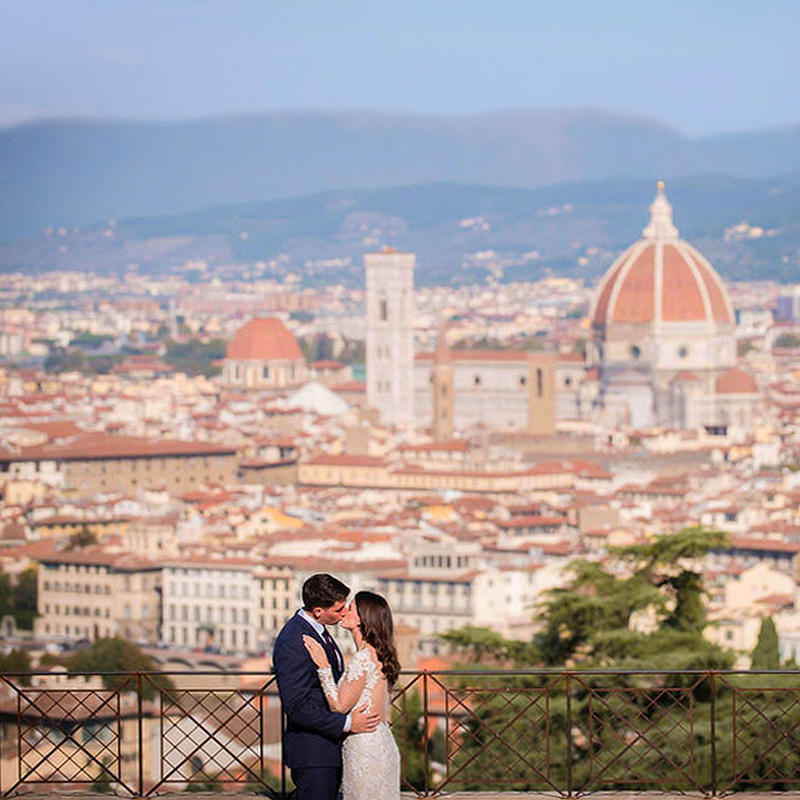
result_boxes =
[303,635,369,713]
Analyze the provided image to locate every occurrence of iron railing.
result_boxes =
[1,669,799,796]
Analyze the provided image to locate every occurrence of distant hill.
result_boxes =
[2,177,799,285]
[1,109,799,243]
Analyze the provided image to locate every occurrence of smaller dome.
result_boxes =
[227,318,303,361]
[716,367,757,394]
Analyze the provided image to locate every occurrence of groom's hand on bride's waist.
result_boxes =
[350,704,380,733]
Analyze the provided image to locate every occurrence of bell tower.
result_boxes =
[432,326,454,441]
[365,248,415,428]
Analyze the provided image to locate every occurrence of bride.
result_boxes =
[303,590,401,800]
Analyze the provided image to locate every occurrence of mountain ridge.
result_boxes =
[3,176,799,285]
[2,109,799,244]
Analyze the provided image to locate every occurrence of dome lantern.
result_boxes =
[641,181,678,241]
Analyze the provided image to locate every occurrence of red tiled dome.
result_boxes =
[226,318,303,361]
[716,367,757,394]
[591,185,734,328]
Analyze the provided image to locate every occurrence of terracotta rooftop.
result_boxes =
[0,432,237,462]
[716,367,758,394]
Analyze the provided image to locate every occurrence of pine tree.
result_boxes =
[750,616,780,669]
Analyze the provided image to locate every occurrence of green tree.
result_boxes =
[775,333,800,349]
[66,637,174,700]
[442,624,540,666]
[437,529,737,793]
[162,338,225,377]
[68,525,97,549]
[751,616,780,669]
[44,346,88,373]
[91,757,114,793]
[184,773,221,792]
[0,649,32,685]
[11,567,38,630]
[532,527,729,668]
[0,571,11,619]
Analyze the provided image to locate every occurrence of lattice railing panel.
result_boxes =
[158,689,262,788]
[16,688,127,790]
[435,675,560,793]
[581,684,699,791]
[720,678,800,790]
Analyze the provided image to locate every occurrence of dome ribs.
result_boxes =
[611,247,655,323]
[661,244,708,322]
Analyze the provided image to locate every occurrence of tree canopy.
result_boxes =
[0,567,39,630]
[64,637,174,700]
[443,527,732,670]
[750,616,780,670]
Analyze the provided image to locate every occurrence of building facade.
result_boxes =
[0,432,238,497]
[36,546,161,642]
[162,560,259,653]
[365,248,415,428]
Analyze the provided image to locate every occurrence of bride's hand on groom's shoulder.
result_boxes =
[302,634,329,668]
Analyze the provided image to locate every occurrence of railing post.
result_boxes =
[565,671,573,798]
[710,671,717,798]
[259,687,265,796]
[423,670,430,797]
[137,672,144,797]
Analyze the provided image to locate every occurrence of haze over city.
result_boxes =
[1,3,800,795]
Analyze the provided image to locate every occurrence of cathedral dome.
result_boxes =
[226,318,303,361]
[590,183,734,328]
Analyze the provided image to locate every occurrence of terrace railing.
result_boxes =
[1,669,799,797]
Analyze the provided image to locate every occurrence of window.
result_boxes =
[678,346,689,358]
[630,345,641,359]
[519,375,527,386]
[473,374,481,386]
[380,300,388,321]
[262,365,270,379]
[536,368,543,397]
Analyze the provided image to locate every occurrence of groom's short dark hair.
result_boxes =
[303,573,350,610]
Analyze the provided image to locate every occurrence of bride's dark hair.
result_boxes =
[355,590,401,686]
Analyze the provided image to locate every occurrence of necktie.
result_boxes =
[322,629,341,671]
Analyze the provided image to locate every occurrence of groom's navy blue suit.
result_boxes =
[273,610,347,800]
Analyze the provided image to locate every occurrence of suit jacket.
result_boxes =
[273,611,347,768]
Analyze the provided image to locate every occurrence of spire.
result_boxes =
[642,180,679,241]
[434,324,451,363]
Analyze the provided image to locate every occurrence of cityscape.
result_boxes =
[2,1,800,795]
[1,184,799,667]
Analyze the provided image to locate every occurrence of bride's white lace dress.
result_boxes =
[317,646,400,800]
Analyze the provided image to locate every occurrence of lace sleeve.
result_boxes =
[317,651,370,713]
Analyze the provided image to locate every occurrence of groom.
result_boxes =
[273,573,380,800]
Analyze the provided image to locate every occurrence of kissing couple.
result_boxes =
[273,573,401,800]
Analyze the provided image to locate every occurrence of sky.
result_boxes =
[1,0,799,137]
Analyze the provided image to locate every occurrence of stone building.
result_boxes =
[587,183,759,430]
[415,331,557,437]
[365,248,415,428]
[0,432,237,497]
[35,545,161,642]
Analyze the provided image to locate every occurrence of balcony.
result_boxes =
[0,668,798,797]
